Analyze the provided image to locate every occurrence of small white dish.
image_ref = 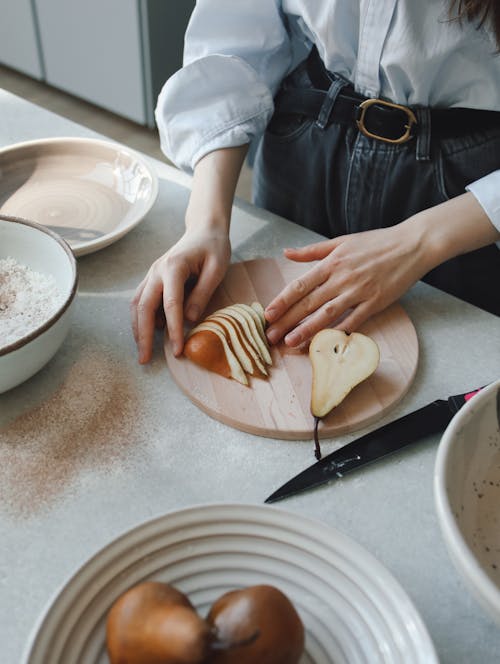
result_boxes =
[435,379,500,626]
[0,215,78,393]
[0,137,158,256]
[23,503,437,664]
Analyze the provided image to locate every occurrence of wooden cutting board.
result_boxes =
[165,258,419,440]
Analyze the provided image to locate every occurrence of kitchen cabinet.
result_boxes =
[0,0,44,79]
[0,0,194,127]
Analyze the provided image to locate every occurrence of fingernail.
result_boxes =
[266,328,279,345]
[186,304,200,321]
[285,330,301,346]
[265,307,277,322]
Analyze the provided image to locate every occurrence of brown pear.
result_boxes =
[205,585,305,664]
[106,581,212,664]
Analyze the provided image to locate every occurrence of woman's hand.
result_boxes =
[131,228,231,363]
[264,224,426,346]
[131,144,249,364]
[264,193,500,347]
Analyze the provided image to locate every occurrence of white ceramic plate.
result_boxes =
[435,379,500,627]
[23,504,437,664]
[0,137,158,256]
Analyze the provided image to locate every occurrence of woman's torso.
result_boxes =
[281,0,500,108]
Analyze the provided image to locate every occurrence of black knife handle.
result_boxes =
[448,386,485,414]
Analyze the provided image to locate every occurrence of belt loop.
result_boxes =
[415,108,431,161]
[316,75,349,130]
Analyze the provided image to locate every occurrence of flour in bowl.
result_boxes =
[0,257,65,348]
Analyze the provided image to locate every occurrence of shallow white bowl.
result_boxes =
[0,215,78,393]
[434,379,500,626]
[0,137,158,256]
[22,503,437,664]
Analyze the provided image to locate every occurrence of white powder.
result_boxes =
[0,257,65,349]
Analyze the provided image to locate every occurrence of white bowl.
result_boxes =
[434,379,500,626]
[23,504,437,663]
[0,137,159,256]
[0,214,78,393]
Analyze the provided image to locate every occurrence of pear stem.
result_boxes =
[313,416,322,460]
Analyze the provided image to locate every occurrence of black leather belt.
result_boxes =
[273,46,500,143]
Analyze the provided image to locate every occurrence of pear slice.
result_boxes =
[218,306,267,366]
[206,315,255,375]
[310,329,380,418]
[231,304,272,366]
[213,313,268,377]
[251,301,266,327]
[186,323,248,385]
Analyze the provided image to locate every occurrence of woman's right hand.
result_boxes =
[131,226,231,363]
[131,144,249,364]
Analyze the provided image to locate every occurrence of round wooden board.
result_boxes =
[165,258,419,440]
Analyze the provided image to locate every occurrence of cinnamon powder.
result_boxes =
[0,346,141,518]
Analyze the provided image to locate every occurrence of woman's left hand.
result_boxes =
[264,221,429,346]
[264,193,500,347]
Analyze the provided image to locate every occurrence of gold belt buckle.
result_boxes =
[356,98,417,144]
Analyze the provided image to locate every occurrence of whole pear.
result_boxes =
[106,581,212,664]
[205,584,304,664]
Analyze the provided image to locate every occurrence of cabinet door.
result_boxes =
[34,0,147,124]
[0,0,44,78]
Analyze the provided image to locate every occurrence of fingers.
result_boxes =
[131,277,146,345]
[283,238,338,262]
[131,257,190,363]
[265,263,328,326]
[184,254,226,322]
[131,242,229,363]
[335,301,374,335]
[131,274,165,364]
[269,295,376,348]
[270,291,353,347]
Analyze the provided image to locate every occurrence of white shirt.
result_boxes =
[155,0,500,232]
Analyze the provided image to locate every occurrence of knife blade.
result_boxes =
[265,387,482,504]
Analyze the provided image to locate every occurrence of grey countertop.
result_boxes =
[1,89,499,663]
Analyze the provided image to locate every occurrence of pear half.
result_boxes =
[310,329,380,418]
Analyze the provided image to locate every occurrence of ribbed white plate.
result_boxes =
[23,504,437,664]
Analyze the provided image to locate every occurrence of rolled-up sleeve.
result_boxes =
[466,170,500,233]
[155,0,293,172]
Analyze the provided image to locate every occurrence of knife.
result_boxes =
[265,387,483,503]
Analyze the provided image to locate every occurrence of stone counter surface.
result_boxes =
[1,89,500,663]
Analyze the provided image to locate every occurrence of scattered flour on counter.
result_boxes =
[0,257,64,348]
[0,346,141,518]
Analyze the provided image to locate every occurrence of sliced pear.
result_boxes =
[251,301,266,327]
[206,315,254,375]
[183,301,271,383]
[310,329,380,418]
[214,313,269,376]
[186,323,248,385]
[184,329,232,381]
[231,304,272,366]
[217,306,266,365]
